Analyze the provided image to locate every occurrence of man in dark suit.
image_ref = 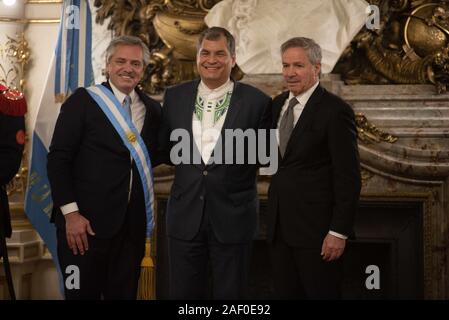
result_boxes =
[47,36,161,299]
[267,37,361,299]
[0,84,27,300]
[159,27,271,299]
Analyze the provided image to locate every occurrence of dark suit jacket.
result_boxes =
[47,82,161,240]
[267,84,361,248]
[159,80,271,244]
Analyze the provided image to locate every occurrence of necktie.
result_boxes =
[123,95,133,200]
[279,97,299,157]
[123,95,132,121]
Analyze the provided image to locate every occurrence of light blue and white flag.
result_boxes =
[25,0,94,276]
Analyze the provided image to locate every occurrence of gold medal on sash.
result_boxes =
[127,131,136,143]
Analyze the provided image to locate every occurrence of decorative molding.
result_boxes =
[27,19,60,24]
[355,113,398,144]
[360,168,374,186]
[0,18,24,23]
[26,0,62,3]
[0,18,60,24]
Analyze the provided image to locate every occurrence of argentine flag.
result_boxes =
[25,0,94,276]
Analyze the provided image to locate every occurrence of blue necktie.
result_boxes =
[123,95,132,121]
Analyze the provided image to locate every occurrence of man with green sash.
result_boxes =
[47,36,161,299]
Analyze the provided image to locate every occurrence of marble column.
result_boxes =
[0,0,28,89]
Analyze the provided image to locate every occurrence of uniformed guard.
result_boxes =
[0,83,27,300]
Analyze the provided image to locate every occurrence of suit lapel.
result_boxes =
[135,86,151,139]
[182,80,204,168]
[272,92,289,162]
[283,85,324,158]
[102,81,113,93]
[272,91,289,129]
[183,80,200,139]
[220,81,243,133]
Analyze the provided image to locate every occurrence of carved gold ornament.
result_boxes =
[360,168,375,186]
[0,33,30,91]
[6,135,28,198]
[355,113,398,144]
[335,0,449,93]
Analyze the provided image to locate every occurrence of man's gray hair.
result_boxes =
[105,35,150,66]
[197,27,236,56]
[281,37,322,65]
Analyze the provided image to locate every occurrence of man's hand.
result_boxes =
[321,233,346,262]
[64,211,95,255]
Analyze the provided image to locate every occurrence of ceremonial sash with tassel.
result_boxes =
[86,84,156,299]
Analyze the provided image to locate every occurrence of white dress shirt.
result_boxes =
[192,79,234,164]
[276,81,319,143]
[60,83,146,215]
[276,81,347,240]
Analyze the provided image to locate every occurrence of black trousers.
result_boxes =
[269,220,343,300]
[168,210,252,300]
[57,210,145,300]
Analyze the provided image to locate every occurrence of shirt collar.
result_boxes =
[109,81,137,104]
[198,79,233,99]
[288,81,319,107]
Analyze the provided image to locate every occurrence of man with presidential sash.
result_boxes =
[47,36,161,299]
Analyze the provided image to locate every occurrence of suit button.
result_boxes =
[203,170,208,176]
[200,196,204,201]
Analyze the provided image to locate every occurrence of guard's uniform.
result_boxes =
[0,84,26,240]
[0,84,26,299]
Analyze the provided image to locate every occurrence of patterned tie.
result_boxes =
[279,97,299,157]
[123,95,132,121]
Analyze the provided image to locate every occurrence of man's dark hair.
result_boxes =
[197,27,236,56]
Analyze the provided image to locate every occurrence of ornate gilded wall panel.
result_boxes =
[335,0,449,93]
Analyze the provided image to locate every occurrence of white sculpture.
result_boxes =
[205,0,369,74]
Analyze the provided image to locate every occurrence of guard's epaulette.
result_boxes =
[0,85,27,116]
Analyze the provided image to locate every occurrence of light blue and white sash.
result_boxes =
[86,84,154,237]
